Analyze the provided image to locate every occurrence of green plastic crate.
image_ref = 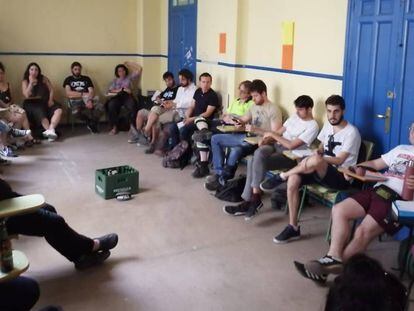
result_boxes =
[95,165,139,199]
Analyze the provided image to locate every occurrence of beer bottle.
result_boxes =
[0,221,13,273]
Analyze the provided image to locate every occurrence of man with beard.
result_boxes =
[260,95,361,243]
[63,62,104,133]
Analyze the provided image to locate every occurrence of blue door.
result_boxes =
[344,0,414,154]
[168,0,197,79]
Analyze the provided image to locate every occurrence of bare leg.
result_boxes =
[327,198,366,259]
[282,154,328,179]
[144,112,160,135]
[49,108,62,130]
[135,110,148,130]
[41,118,50,131]
[287,174,302,227]
[342,214,384,261]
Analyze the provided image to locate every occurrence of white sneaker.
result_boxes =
[43,129,57,140]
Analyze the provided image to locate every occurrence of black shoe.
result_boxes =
[192,162,210,178]
[223,201,250,216]
[273,225,301,243]
[294,261,327,284]
[96,233,118,251]
[145,144,156,154]
[86,120,99,133]
[260,174,286,193]
[204,177,222,191]
[244,200,264,221]
[74,250,111,270]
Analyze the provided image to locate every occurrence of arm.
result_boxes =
[355,158,388,171]
[199,105,216,119]
[184,100,196,124]
[273,136,306,150]
[323,151,351,166]
[44,77,54,106]
[248,117,282,135]
[22,80,34,98]
[124,61,142,78]
[64,85,83,98]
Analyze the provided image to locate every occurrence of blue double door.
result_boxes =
[168,0,197,80]
[344,0,414,154]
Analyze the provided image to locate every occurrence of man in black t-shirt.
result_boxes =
[63,62,104,133]
[180,72,219,176]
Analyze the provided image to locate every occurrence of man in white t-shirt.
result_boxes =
[261,95,361,243]
[223,95,319,220]
[294,122,414,284]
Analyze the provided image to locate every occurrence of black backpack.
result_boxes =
[214,175,246,202]
[162,140,191,169]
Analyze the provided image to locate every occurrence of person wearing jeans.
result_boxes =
[205,79,282,191]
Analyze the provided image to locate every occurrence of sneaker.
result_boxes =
[260,174,286,193]
[86,121,99,134]
[74,250,111,270]
[127,134,140,143]
[10,128,31,138]
[42,129,58,140]
[293,261,327,284]
[0,157,11,166]
[145,144,156,154]
[244,200,264,221]
[273,225,301,243]
[314,255,343,275]
[192,162,210,178]
[223,201,250,216]
[0,146,17,157]
[95,233,118,251]
[204,177,222,191]
[206,174,218,183]
[136,134,149,146]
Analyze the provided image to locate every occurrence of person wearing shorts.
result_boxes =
[294,121,414,284]
[262,95,361,244]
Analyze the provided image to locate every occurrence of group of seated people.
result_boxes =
[0,60,413,309]
[139,69,414,293]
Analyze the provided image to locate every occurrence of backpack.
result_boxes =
[214,175,246,202]
[162,140,191,169]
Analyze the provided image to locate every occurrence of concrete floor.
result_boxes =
[2,128,406,311]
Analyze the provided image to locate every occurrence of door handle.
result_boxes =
[375,107,391,133]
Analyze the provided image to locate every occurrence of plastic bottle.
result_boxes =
[0,222,13,273]
[402,160,414,201]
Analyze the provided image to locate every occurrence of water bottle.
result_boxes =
[402,160,414,201]
[0,221,13,273]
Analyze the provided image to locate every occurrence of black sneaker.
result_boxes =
[273,225,301,243]
[260,174,285,193]
[192,162,210,178]
[294,261,327,284]
[145,144,156,154]
[204,177,222,191]
[223,201,250,216]
[86,120,99,134]
[244,200,264,221]
[74,250,111,270]
[95,233,118,251]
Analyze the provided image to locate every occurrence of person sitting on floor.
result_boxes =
[204,79,282,191]
[22,62,63,142]
[190,80,254,178]
[294,121,414,284]
[261,95,361,244]
[223,95,319,220]
[0,178,119,270]
[63,61,104,133]
[0,62,35,146]
[106,61,142,135]
[131,71,179,153]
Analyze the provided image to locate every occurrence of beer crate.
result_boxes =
[95,165,139,199]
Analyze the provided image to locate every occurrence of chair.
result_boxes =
[297,140,375,241]
[0,195,45,282]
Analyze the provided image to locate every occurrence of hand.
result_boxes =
[263,132,275,140]
[222,115,233,124]
[259,136,274,146]
[123,88,132,94]
[85,100,94,109]
[29,76,37,85]
[48,99,54,107]
[184,117,194,126]
[407,175,414,190]
[245,124,254,132]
